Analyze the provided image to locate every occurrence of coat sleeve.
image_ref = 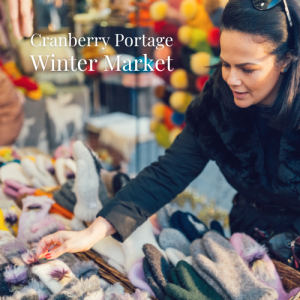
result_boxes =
[96,123,209,242]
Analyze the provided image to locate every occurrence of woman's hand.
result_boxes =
[36,216,116,260]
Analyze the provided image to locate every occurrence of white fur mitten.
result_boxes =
[73,141,102,223]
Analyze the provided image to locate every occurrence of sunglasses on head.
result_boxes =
[253,0,293,27]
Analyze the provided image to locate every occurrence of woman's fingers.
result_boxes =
[36,232,66,259]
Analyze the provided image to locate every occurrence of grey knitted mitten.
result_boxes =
[191,232,278,300]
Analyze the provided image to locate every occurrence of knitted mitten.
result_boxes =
[35,155,57,187]
[142,244,171,300]
[72,141,102,223]
[170,211,208,242]
[32,259,77,294]
[159,228,191,256]
[127,257,155,296]
[191,231,278,300]
[165,261,222,300]
[121,219,166,274]
[156,204,175,229]
[230,233,300,300]
[55,158,76,186]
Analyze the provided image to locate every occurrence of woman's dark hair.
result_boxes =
[213,0,300,131]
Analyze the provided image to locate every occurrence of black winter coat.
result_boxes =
[97,77,300,242]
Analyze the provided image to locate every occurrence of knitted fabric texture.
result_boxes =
[191,231,278,300]
[230,233,300,300]
[170,211,208,242]
[165,260,222,300]
[159,228,191,256]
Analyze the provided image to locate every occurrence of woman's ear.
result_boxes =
[281,52,293,73]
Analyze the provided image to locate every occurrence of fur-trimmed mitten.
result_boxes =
[142,244,171,300]
[230,233,300,300]
[191,231,278,300]
[50,275,102,300]
[54,158,76,186]
[32,259,77,294]
[159,228,191,256]
[121,219,166,274]
[20,279,52,300]
[170,211,208,242]
[35,155,58,187]
[4,288,39,300]
[17,196,65,243]
[72,141,102,223]
[127,257,155,296]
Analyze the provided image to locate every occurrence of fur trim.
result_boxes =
[22,279,51,300]
[3,288,38,300]
[4,265,28,285]
[22,196,54,211]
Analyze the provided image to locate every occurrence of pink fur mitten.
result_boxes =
[230,233,300,300]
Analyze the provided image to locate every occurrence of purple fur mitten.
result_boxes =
[230,233,300,300]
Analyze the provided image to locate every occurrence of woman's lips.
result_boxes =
[232,91,249,99]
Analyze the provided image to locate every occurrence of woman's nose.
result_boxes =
[226,69,242,87]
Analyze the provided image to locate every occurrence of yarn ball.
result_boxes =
[203,0,221,15]
[178,25,193,45]
[150,1,169,21]
[172,112,185,125]
[154,46,172,61]
[170,91,193,113]
[196,75,210,92]
[169,127,182,144]
[151,102,166,120]
[190,52,211,75]
[180,0,198,20]
[207,27,220,48]
[170,69,188,89]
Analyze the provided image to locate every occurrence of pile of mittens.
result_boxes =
[0,229,152,300]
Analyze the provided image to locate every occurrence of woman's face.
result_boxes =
[220,30,286,108]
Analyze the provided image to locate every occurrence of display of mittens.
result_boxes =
[3,179,36,199]
[170,211,208,242]
[142,244,171,300]
[165,261,222,300]
[165,248,187,267]
[190,231,278,300]
[230,233,300,300]
[0,162,32,186]
[72,141,102,223]
[31,259,77,294]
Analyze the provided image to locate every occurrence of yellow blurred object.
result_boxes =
[169,127,182,144]
[0,210,9,232]
[170,69,188,89]
[186,4,214,31]
[151,102,166,121]
[170,91,193,113]
[82,42,116,60]
[180,0,198,20]
[24,156,36,163]
[150,1,169,21]
[190,52,211,75]
[27,88,42,101]
[155,123,171,148]
[178,25,193,45]
[39,82,57,96]
[150,119,160,132]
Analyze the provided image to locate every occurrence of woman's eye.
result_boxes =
[222,63,230,68]
[242,69,254,74]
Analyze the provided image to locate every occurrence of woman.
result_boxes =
[36,0,300,260]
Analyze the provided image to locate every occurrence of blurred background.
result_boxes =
[0,0,235,230]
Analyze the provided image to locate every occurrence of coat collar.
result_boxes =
[186,78,300,197]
